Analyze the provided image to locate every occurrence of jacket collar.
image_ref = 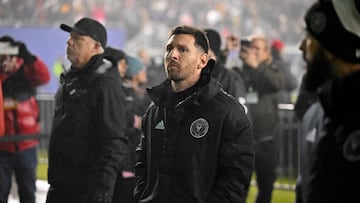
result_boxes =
[147,77,222,109]
[318,70,360,124]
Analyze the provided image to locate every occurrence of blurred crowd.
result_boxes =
[0,0,313,44]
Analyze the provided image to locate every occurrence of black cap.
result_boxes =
[60,17,107,48]
[305,0,360,63]
[204,28,221,57]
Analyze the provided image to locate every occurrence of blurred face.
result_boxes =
[117,59,127,78]
[0,55,22,73]
[164,34,207,91]
[66,31,100,68]
[300,33,334,91]
[299,33,318,64]
[251,38,270,64]
[132,69,148,95]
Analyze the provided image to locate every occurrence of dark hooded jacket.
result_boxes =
[305,70,360,203]
[48,54,128,200]
[134,63,255,203]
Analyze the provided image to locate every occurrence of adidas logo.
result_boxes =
[155,120,165,130]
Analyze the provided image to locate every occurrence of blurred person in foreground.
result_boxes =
[134,25,254,203]
[236,35,284,203]
[204,28,247,106]
[46,17,128,203]
[0,36,50,203]
[296,0,360,202]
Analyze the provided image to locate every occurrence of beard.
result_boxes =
[304,47,335,92]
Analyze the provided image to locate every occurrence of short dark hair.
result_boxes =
[169,25,209,54]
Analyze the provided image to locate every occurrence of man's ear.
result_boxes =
[199,53,208,69]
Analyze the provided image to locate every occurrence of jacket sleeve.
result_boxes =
[134,106,151,202]
[208,103,255,203]
[23,56,50,87]
[91,73,129,202]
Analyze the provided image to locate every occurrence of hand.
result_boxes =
[133,115,142,130]
[242,47,259,69]
[0,55,23,74]
[15,41,35,64]
[225,34,240,52]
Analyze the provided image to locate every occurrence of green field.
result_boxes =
[246,186,295,203]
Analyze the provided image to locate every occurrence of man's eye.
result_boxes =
[180,48,187,53]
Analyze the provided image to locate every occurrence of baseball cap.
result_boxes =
[271,39,284,51]
[304,0,360,63]
[60,17,107,48]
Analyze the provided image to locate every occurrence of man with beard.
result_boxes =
[295,0,360,202]
[134,25,254,203]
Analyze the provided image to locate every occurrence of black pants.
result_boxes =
[112,177,136,203]
[254,139,278,203]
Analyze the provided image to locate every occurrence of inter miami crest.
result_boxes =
[190,118,209,138]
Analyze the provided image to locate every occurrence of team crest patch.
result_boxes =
[343,130,360,162]
[190,118,209,138]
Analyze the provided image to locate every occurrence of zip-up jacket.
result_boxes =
[134,74,255,203]
[47,54,128,200]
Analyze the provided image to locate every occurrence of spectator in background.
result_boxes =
[236,34,284,203]
[134,25,254,203]
[0,36,50,203]
[270,39,298,103]
[296,0,360,202]
[137,48,166,88]
[124,55,150,116]
[204,28,247,106]
[46,17,128,203]
[0,47,4,135]
[105,47,141,203]
[0,81,3,136]
[220,33,243,69]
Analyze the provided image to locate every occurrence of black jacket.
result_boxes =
[134,73,255,203]
[48,54,128,200]
[212,61,246,101]
[295,101,323,203]
[237,62,284,140]
[305,71,360,203]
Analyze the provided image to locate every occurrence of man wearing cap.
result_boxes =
[46,17,128,203]
[296,0,360,202]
